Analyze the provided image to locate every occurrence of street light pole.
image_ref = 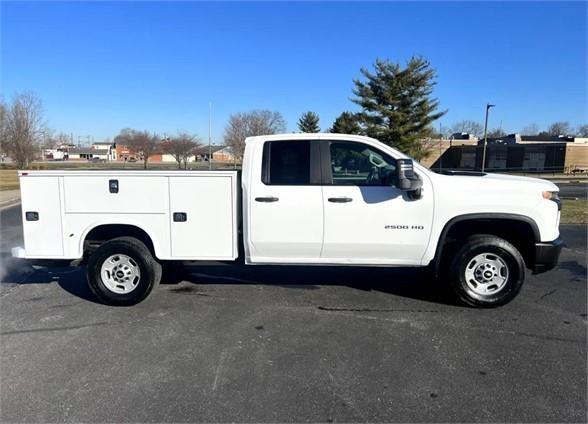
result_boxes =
[481,103,495,172]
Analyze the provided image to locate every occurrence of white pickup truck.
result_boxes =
[12,133,562,307]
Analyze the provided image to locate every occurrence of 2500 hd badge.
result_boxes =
[385,225,425,230]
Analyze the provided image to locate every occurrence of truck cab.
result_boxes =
[13,133,563,307]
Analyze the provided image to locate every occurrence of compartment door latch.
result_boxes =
[173,212,187,222]
[25,211,39,221]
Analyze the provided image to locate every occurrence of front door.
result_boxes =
[247,139,324,262]
[320,140,434,265]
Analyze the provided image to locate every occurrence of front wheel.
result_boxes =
[87,237,162,306]
[448,235,525,308]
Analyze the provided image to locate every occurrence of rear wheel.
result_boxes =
[448,234,525,307]
[87,237,161,306]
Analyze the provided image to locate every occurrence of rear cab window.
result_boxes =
[262,140,317,185]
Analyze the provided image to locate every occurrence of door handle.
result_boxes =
[328,197,353,203]
[255,196,279,202]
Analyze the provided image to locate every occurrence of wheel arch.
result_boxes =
[433,213,540,276]
[80,222,160,259]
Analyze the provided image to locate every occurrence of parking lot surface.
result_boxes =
[1,205,586,422]
[557,182,588,199]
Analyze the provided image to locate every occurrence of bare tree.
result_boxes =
[451,120,483,137]
[0,93,46,169]
[54,132,72,145]
[487,128,506,138]
[521,123,540,135]
[162,132,201,169]
[114,129,160,169]
[576,124,588,137]
[224,110,286,160]
[547,121,571,136]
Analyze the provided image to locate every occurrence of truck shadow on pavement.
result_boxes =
[180,263,453,305]
[0,256,97,302]
[0,256,453,306]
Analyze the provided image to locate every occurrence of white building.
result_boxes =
[68,148,110,160]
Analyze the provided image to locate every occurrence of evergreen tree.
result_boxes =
[330,112,361,134]
[352,57,446,160]
[297,111,320,133]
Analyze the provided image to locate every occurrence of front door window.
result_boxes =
[329,142,396,186]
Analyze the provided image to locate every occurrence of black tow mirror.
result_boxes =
[396,159,423,198]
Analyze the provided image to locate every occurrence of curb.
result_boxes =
[0,200,20,212]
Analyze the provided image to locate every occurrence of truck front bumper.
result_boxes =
[533,238,563,274]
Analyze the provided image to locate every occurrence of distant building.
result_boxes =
[481,133,581,145]
[91,142,117,160]
[212,146,234,162]
[43,148,68,160]
[194,145,233,162]
[426,134,588,174]
[450,132,479,142]
[68,148,110,161]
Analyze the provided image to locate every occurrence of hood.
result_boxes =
[480,173,558,190]
[435,171,558,191]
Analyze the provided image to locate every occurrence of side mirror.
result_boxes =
[396,159,423,198]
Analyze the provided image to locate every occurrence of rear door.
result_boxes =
[320,140,434,264]
[246,139,323,262]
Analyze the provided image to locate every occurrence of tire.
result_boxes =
[86,237,162,306]
[448,234,525,308]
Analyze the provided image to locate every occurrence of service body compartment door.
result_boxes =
[20,176,64,257]
[169,175,237,259]
[64,176,167,214]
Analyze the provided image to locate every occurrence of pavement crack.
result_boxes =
[212,350,227,392]
[319,360,367,422]
[1,321,111,336]
[536,288,558,301]
[317,306,439,313]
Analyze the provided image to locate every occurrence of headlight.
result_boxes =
[542,191,559,201]
[542,191,561,210]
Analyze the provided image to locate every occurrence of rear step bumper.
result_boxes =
[533,238,563,274]
[11,247,26,258]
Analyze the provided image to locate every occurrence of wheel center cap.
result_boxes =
[116,271,125,278]
[483,270,493,279]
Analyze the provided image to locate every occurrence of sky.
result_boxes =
[1,1,586,143]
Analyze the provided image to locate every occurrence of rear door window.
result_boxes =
[262,140,311,185]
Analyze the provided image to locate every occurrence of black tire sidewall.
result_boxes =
[450,236,525,307]
[87,238,160,306]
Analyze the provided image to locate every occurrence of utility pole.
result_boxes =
[439,121,443,172]
[208,102,212,169]
[481,103,495,172]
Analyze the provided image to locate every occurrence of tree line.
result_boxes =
[2,56,587,168]
[113,129,202,169]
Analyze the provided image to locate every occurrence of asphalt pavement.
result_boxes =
[0,205,586,422]
[556,182,588,199]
